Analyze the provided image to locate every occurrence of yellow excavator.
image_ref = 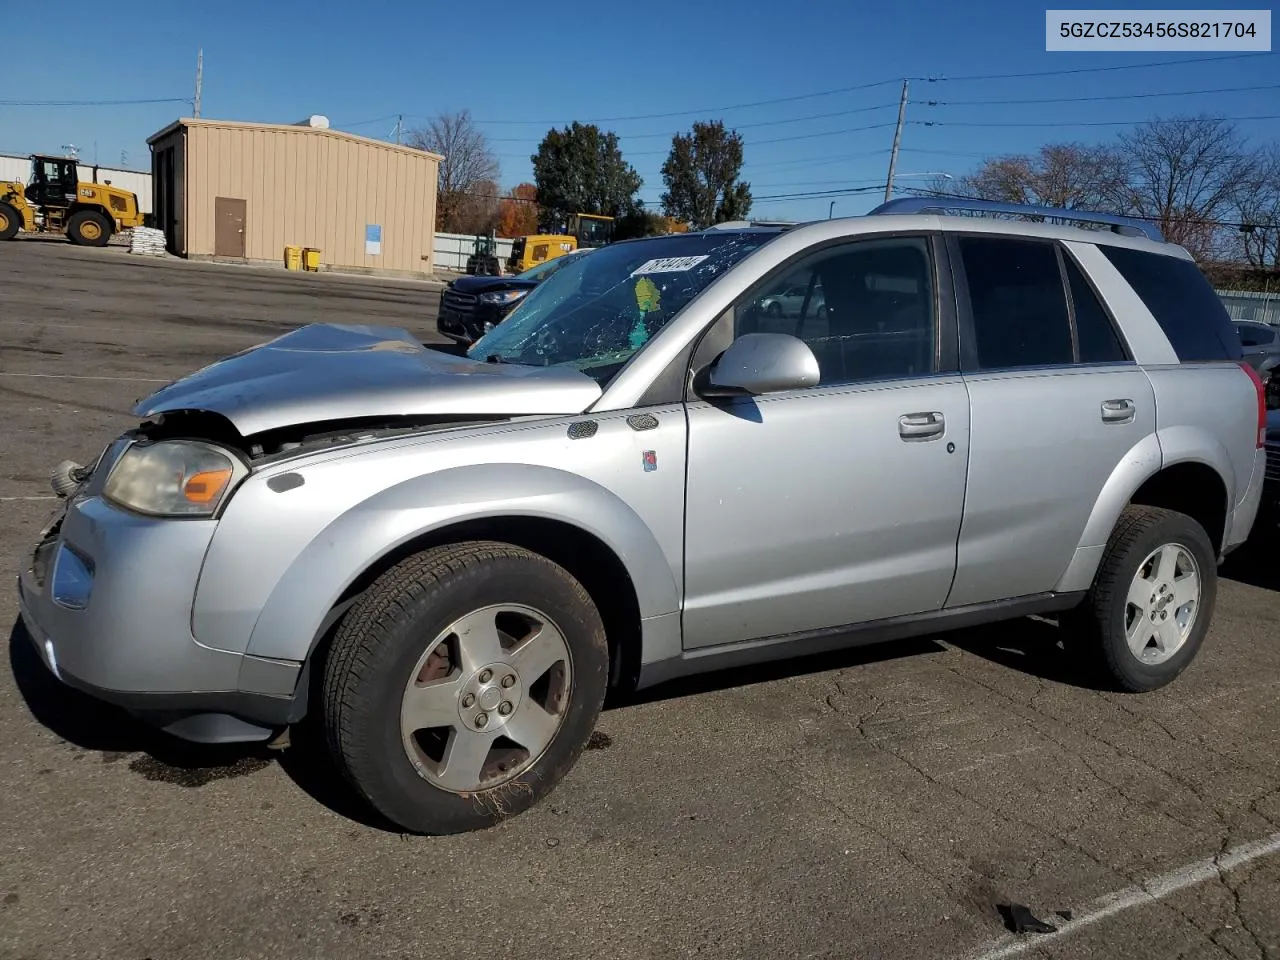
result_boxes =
[0,154,144,246]
[506,212,615,273]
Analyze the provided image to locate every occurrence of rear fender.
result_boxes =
[243,463,680,663]
[1055,428,1234,592]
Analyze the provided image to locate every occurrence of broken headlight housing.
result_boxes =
[103,439,247,518]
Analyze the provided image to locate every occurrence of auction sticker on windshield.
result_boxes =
[631,256,709,275]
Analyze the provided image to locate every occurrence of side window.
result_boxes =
[1064,254,1129,363]
[735,236,936,386]
[958,237,1073,370]
[1098,245,1242,362]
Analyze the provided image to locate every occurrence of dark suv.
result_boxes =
[437,249,590,344]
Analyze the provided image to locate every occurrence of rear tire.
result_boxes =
[1063,505,1217,692]
[322,541,609,834]
[0,202,20,240]
[67,210,110,247]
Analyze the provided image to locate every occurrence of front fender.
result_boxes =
[243,463,681,663]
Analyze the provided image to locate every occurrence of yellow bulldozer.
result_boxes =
[0,154,145,246]
[506,212,615,273]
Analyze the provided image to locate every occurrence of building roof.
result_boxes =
[146,117,444,161]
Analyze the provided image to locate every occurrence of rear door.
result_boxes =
[945,233,1157,607]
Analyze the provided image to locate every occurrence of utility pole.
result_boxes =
[394,114,403,145]
[884,79,909,202]
[194,48,203,118]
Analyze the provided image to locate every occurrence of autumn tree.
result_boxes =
[496,183,539,238]
[407,109,500,233]
[531,122,642,226]
[660,120,752,229]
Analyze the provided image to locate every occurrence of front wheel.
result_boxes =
[1063,505,1217,692]
[0,202,21,240]
[322,542,608,834]
[67,210,111,246]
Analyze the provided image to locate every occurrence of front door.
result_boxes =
[681,234,971,650]
[214,197,246,258]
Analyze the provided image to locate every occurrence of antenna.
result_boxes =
[194,48,203,118]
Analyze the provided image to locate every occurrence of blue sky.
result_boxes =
[3,0,1276,222]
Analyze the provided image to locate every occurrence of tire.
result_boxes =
[0,202,20,240]
[322,541,609,834]
[67,210,111,247]
[1064,505,1217,692]
[766,301,783,318]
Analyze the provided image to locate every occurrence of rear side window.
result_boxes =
[1099,246,1242,361]
[1064,255,1128,364]
[958,237,1073,369]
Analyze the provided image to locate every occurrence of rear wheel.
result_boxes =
[0,202,20,240]
[322,541,609,834]
[1064,505,1217,691]
[67,210,110,247]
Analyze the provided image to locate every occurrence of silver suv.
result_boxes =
[18,197,1269,835]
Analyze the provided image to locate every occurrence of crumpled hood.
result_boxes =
[134,323,602,436]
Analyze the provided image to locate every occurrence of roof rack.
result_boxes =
[867,196,1164,243]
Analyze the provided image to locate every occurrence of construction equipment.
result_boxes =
[0,154,144,246]
[506,212,615,273]
[465,230,502,276]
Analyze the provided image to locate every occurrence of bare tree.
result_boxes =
[1230,146,1280,268]
[407,109,500,233]
[454,178,501,236]
[1116,116,1254,259]
[946,145,1127,210]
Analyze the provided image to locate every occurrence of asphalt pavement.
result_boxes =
[2,239,1279,960]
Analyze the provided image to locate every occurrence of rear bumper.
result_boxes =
[15,456,304,744]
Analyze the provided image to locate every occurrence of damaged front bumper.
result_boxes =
[16,441,305,744]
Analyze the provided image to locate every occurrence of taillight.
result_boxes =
[1239,361,1266,448]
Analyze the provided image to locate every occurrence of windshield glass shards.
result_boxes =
[466,232,771,385]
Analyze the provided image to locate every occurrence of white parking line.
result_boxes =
[0,317,266,340]
[0,372,169,383]
[0,495,58,502]
[961,830,1280,960]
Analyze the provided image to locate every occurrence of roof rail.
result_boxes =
[705,219,799,230]
[867,196,1164,243]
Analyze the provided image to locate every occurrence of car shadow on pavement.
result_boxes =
[1220,535,1280,592]
[7,619,394,832]
[941,616,1109,691]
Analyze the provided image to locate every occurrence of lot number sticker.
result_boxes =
[631,255,708,276]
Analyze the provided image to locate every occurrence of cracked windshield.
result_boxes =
[466,234,767,382]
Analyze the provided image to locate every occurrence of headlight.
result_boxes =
[479,289,527,305]
[103,440,246,517]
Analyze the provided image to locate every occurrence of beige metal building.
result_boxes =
[146,117,442,276]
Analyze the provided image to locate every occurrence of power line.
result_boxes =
[484,102,901,143]
[0,96,190,106]
[926,81,1280,107]
[929,51,1273,82]
[917,113,1280,129]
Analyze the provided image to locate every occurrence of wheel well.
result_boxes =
[322,517,644,692]
[1129,463,1228,554]
[68,204,111,227]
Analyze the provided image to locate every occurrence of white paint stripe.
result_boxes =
[0,372,168,383]
[0,495,58,502]
[0,317,262,340]
[961,831,1280,960]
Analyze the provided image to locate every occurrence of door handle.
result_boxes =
[899,411,945,441]
[1101,399,1135,424]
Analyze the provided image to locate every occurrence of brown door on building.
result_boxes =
[214,197,246,258]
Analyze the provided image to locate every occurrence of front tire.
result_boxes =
[67,210,111,246]
[1064,505,1217,692]
[322,542,608,834]
[0,202,20,240]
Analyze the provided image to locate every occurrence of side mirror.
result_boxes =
[698,332,821,397]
